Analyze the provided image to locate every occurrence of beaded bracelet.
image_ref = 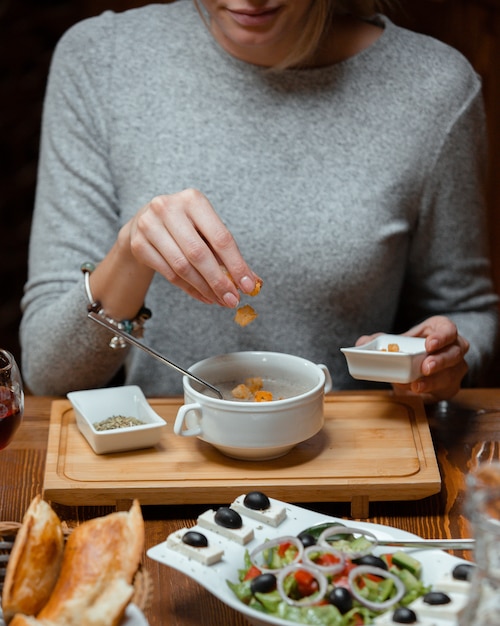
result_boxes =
[81,262,152,349]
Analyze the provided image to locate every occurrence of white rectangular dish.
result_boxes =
[341,334,427,384]
[67,385,166,454]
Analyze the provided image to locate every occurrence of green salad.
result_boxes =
[227,524,430,625]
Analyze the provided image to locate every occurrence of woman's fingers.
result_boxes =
[128,189,261,305]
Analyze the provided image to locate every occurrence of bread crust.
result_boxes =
[9,616,54,626]
[2,495,64,622]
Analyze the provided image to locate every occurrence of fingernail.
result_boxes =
[222,292,239,308]
[240,275,255,293]
[424,359,436,375]
[428,339,439,351]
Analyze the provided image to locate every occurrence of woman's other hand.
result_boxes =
[356,316,469,402]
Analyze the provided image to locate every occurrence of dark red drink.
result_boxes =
[0,388,22,450]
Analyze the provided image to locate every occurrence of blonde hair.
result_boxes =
[279,0,394,69]
[193,0,393,70]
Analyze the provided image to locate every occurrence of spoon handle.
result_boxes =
[88,312,223,399]
[377,538,475,550]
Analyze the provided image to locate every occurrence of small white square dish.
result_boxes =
[67,385,166,454]
[341,334,427,384]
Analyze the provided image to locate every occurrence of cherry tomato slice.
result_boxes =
[243,565,262,581]
[277,541,293,557]
[294,569,319,597]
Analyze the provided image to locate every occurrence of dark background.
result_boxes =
[1,0,499,385]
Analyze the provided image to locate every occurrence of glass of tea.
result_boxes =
[0,349,24,450]
[458,462,500,625]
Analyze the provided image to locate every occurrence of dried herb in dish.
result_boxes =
[93,415,146,431]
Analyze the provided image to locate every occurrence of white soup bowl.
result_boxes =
[173,351,332,461]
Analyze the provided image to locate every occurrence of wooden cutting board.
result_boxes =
[43,392,440,518]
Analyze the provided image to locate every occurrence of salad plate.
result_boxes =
[147,496,472,626]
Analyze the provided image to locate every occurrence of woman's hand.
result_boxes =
[356,316,469,402]
[125,188,262,307]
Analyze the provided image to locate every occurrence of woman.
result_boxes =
[21,0,498,400]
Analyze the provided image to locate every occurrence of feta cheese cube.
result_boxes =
[197,509,254,545]
[166,527,224,565]
[231,494,287,527]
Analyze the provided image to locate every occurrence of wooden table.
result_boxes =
[1,389,499,626]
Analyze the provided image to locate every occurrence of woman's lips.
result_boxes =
[227,6,282,27]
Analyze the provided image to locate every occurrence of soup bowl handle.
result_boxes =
[318,364,333,393]
[174,403,203,437]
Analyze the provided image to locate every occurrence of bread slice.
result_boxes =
[2,495,64,622]
[37,500,144,626]
[27,578,134,626]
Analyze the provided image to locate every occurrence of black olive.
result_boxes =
[392,607,418,623]
[182,531,208,548]
[250,573,277,595]
[452,563,475,581]
[297,531,317,548]
[214,507,243,529]
[243,491,271,511]
[327,587,353,614]
[423,591,451,605]
[353,554,388,570]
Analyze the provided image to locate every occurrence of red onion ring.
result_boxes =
[302,545,346,575]
[276,563,328,607]
[318,525,378,557]
[249,536,303,572]
[347,564,405,611]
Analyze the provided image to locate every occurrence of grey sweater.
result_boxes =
[21,0,498,396]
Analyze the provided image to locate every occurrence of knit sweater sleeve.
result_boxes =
[20,13,130,394]
[396,79,498,384]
